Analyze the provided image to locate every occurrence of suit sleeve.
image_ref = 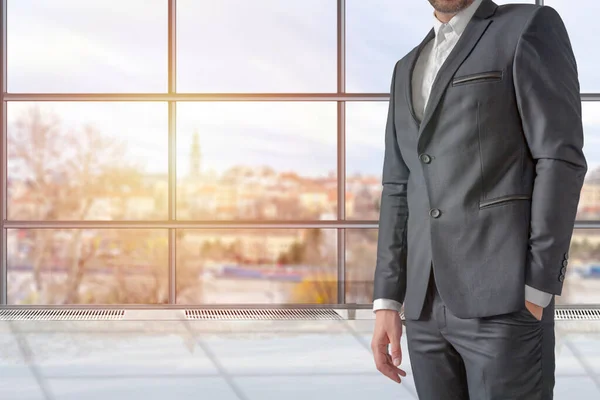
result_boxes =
[513,6,587,296]
[372,61,410,304]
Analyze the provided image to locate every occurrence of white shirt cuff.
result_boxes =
[525,284,553,308]
[373,287,552,314]
[373,298,403,314]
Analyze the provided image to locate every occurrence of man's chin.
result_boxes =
[428,0,473,14]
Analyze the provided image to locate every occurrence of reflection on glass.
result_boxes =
[7,102,169,220]
[7,0,168,93]
[176,229,337,304]
[7,229,169,305]
[176,102,337,220]
[177,0,336,93]
[545,0,600,93]
[345,229,378,304]
[346,0,535,93]
[559,229,600,305]
[346,102,386,220]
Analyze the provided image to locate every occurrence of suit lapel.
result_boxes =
[405,28,435,128]
[418,0,498,141]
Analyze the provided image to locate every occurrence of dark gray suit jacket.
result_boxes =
[373,0,587,320]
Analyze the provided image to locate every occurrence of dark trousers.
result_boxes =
[405,267,556,400]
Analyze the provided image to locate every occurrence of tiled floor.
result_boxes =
[0,314,599,400]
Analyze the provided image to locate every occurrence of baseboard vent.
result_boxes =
[555,308,600,321]
[0,309,125,321]
[2,308,595,321]
[185,308,343,320]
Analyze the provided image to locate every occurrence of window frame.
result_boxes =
[3,0,597,307]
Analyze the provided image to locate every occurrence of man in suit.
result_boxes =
[370,0,587,398]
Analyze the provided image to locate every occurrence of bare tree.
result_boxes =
[8,106,148,304]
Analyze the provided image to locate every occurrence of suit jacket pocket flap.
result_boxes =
[479,194,531,209]
[452,70,503,86]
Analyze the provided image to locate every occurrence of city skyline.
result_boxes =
[7,101,600,178]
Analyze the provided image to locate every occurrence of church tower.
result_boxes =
[190,129,201,178]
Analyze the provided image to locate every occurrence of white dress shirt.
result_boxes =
[373,0,553,314]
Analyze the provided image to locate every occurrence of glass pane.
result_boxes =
[7,102,168,220]
[7,0,168,93]
[345,229,378,304]
[545,0,600,93]
[346,102,386,220]
[346,228,595,306]
[7,229,168,305]
[177,0,336,93]
[561,229,600,305]
[346,0,535,93]
[578,102,600,220]
[176,102,337,220]
[176,229,337,304]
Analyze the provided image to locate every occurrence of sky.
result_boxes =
[5,0,600,177]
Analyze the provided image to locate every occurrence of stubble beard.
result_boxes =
[427,0,474,14]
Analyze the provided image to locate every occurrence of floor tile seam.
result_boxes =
[180,319,251,400]
[563,340,600,391]
[7,321,56,400]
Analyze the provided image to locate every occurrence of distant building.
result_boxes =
[299,190,330,213]
[571,230,600,246]
[579,183,600,218]
[181,230,302,263]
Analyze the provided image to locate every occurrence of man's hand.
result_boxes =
[525,300,543,321]
[371,309,407,383]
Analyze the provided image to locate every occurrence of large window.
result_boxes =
[2,0,597,306]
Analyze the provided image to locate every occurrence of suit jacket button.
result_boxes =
[561,266,567,274]
[563,260,568,267]
[420,154,432,164]
[558,275,565,282]
[430,208,441,218]
[564,252,569,260]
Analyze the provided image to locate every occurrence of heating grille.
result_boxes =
[555,308,600,321]
[185,308,343,320]
[0,308,598,321]
[0,309,125,321]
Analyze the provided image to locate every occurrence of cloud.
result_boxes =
[176,0,336,93]
[8,0,167,92]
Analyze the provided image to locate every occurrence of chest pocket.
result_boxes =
[452,70,503,86]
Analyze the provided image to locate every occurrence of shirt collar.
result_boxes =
[432,0,483,37]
